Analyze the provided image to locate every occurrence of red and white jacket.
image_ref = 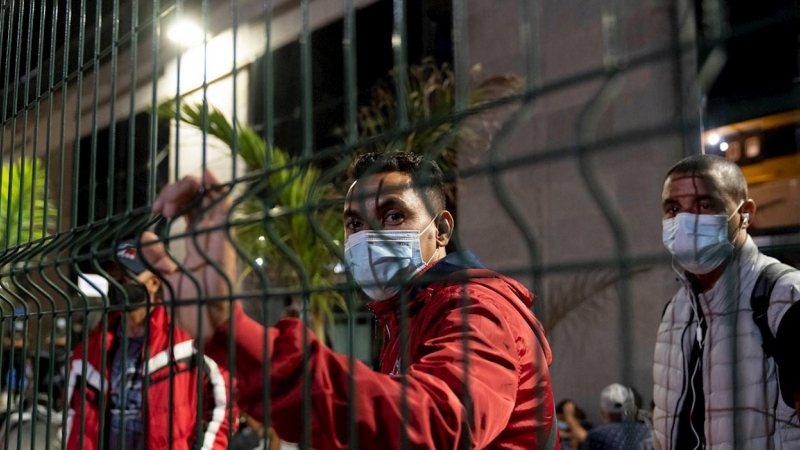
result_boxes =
[65,306,233,450]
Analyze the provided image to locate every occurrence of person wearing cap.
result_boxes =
[583,384,651,450]
[63,240,234,450]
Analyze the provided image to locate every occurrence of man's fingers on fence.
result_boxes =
[152,174,203,218]
[140,231,179,275]
[153,170,232,233]
[202,169,224,194]
[201,169,233,219]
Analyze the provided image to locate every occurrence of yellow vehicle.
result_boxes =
[704,110,800,235]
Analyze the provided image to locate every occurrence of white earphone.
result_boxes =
[742,212,750,225]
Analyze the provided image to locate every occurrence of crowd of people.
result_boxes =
[0,151,797,449]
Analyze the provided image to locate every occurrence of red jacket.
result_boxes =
[205,252,559,449]
[65,306,233,450]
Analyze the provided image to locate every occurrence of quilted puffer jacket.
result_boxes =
[653,236,800,449]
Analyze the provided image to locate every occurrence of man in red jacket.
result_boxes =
[64,241,233,450]
[145,151,559,449]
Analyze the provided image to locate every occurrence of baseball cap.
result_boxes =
[600,383,635,415]
[114,240,149,276]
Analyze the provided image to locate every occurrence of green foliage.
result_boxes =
[348,59,524,197]
[0,158,57,250]
[157,102,345,329]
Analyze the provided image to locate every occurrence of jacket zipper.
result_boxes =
[669,289,695,449]
[689,317,705,450]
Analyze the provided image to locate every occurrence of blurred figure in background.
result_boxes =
[1,308,30,413]
[63,240,233,450]
[557,399,592,450]
[584,384,651,450]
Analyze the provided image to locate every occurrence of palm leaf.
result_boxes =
[158,102,345,342]
[0,158,57,251]
[343,59,524,203]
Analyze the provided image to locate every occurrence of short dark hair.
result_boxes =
[664,154,748,203]
[350,151,446,213]
[555,399,588,421]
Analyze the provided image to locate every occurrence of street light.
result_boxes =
[720,142,729,152]
[167,19,204,47]
[707,133,721,146]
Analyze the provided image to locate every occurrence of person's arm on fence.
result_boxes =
[149,171,542,449]
[201,290,526,449]
[203,301,278,420]
[147,170,273,420]
[148,170,237,343]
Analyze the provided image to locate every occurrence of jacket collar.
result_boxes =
[702,235,759,311]
[100,305,178,362]
[367,250,485,320]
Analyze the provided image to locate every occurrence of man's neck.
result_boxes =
[688,263,727,293]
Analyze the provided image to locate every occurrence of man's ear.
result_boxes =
[742,199,756,228]
[436,210,454,248]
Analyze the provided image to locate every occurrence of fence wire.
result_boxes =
[0,0,799,449]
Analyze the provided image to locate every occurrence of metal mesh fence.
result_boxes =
[0,0,799,448]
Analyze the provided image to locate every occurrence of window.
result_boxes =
[745,136,761,158]
[76,112,169,227]
[726,140,742,161]
[248,0,453,156]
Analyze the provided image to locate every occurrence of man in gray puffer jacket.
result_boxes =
[654,154,800,450]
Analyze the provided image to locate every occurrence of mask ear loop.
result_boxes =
[727,201,749,240]
[418,215,438,236]
[726,201,745,222]
[420,214,441,266]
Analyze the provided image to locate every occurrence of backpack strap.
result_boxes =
[750,262,795,358]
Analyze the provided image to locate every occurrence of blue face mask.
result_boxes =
[662,202,743,275]
[344,218,437,301]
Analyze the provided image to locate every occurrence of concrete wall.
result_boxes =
[456,0,695,422]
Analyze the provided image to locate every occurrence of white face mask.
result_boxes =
[662,203,743,275]
[344,218,437,301]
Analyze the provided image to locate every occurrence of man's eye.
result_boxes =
[699,202,713,211]
[384,212,403,224]
[346,219,363,230]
